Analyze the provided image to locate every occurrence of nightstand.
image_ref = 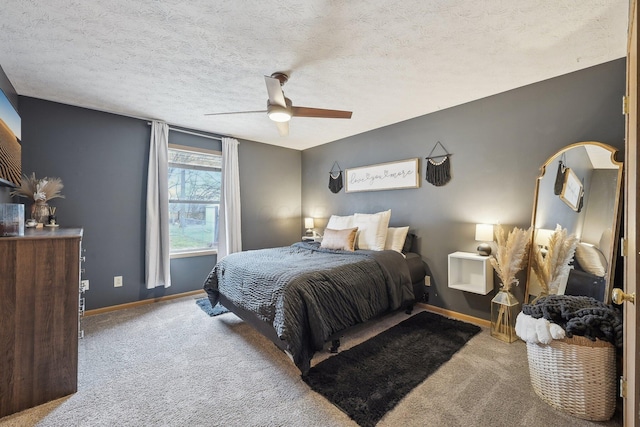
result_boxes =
[302,235,321,242]
[447,251,494,295]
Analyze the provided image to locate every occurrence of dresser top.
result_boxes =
[1,227,83,241]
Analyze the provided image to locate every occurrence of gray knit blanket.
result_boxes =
[203,242,414,374]
[522,295,622,348]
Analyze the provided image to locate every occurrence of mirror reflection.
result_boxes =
[526,141,623,304]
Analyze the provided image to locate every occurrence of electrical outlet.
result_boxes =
[81,279,89,291]
[422,291,429,304]
[114,276,123,287]
[424,275,431,286]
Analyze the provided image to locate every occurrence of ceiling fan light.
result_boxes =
[268,107,291,122]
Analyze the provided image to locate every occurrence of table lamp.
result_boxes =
[534,228,555,255]
[475,223,494,256]
[304,217,315,236]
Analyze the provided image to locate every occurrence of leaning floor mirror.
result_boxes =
[526,141,623,304]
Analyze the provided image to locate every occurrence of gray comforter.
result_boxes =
[203,242,414,374]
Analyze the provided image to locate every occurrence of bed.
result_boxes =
[564,242,609,301]
[203,228,426,376]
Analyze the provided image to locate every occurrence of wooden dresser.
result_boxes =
[0,228,83,418]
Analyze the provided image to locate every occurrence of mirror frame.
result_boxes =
[525,141,623,304]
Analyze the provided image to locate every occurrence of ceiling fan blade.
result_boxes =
[275,121,289,136]
[291,106,352,119]
[264,75,287,108]
[204,110,267,116]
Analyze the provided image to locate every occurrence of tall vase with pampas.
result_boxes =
[489,225,532,343]
[530,225,578,302]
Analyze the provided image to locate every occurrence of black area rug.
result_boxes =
[303,311,481,427]
[196,297,229,317]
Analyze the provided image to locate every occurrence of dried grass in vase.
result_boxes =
[530,225,578,296]
[489,225,533,292]
[10,172,64,202]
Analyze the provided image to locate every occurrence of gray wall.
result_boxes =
[301,58,626,320]
[4,58,626,317]
[582,169,619,246]
[18,97,301,310]
[0,64,18,204]
[239,141,303,250]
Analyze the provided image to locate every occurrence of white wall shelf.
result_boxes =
[448,251,494,295]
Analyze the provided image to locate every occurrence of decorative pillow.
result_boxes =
[320,227,358,251]
[402,233,415,253]
[326,214,354,230]
[574,243,607,277]
[353,209,391,251]
[384,226,410,253]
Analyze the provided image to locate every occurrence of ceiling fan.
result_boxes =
[205,72,352,136]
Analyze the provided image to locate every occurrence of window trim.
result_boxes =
[170,249,217,259]
[168,143,222,258]
[169,143,222,157]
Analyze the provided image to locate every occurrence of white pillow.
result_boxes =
[575,243,607,277]
[326,214,354,230]
[353,209,391,251]
[385,226,410,253]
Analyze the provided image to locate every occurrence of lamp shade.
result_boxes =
[475,224,494,242]
[534,228,555,247]
[304,217,315,229]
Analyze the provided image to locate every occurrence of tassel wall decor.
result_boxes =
[425,141,452,186]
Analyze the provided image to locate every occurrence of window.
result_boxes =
[168,144,221,256]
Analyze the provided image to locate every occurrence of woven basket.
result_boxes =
[526,335,616,421]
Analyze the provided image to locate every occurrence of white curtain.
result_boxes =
[145,120,171,289]
[218,137,242,258]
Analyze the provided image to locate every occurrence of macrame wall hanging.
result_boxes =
[553,153,567,195]
[328,161,344,193]
[425,141,452,187]
[576,178,585,213]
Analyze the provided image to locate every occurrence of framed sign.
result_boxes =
[559,167,583,211]
[345,158,420,193]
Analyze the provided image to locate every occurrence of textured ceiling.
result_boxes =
[0,1,629,150]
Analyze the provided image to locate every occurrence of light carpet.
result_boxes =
[0,295,621,427]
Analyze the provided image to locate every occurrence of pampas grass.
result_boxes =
[530,225,578,296]
[490,226,533,292]
[10,172,64,202]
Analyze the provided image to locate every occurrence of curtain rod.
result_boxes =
[169,126,223,141]
[147,122,223,141]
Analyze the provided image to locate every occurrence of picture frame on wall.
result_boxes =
[0,88,21,188]
[345,158,420,193]
[559,167,583,211]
